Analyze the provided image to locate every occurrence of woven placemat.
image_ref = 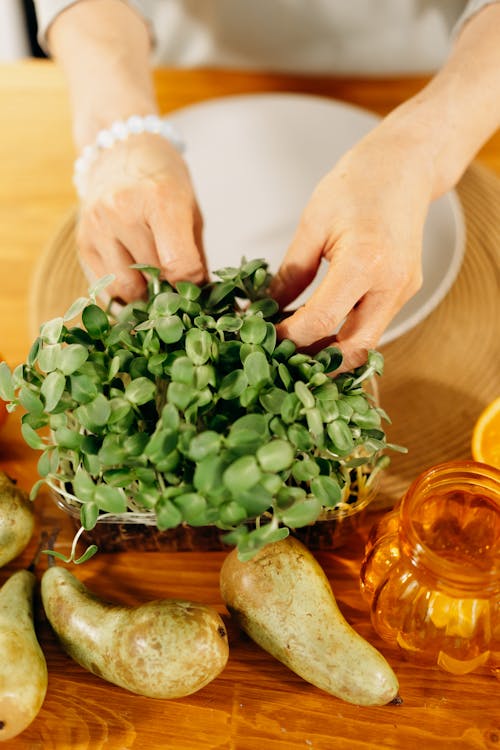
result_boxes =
[29,162,500,508]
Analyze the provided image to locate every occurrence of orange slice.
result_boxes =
[471,396,500,469]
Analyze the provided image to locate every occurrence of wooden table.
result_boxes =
[0,60,499,750]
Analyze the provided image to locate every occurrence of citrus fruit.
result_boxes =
[471,396,500,469]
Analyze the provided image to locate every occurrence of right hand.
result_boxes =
[77,132,207,302]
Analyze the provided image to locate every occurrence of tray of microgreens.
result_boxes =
[0,259,403,561]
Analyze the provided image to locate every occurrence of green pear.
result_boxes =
[0,472,34,567]
[220,535,399,706]
[0,570,48,740]
[41,566,229,699]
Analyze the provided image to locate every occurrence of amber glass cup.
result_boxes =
[360,460,500,676]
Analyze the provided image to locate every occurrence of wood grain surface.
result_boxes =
[0,60,499,750]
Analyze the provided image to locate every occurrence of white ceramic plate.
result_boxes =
[170,93,465,346]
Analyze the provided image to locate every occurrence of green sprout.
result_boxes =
[0,259,405,561]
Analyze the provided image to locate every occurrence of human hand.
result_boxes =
[77,132,207,302]
[271,127,435,371]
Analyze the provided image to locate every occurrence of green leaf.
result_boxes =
[75,393,111,429]
[256,439,295,472]
[188,431,221,461]
[219,369,248,400]
[292,457,320,483]
[310,475,342,506]
[63,296,89,321]
[82,304,110,338]
[161,402,180,430]
[243,351,272,387]
[88,273,115,299]
[236,484,273,516]
[240,316,267,345]
[58,344,89,375]
[229,414,270,440]
[207,279,236,306]
[81,501,99,529]
[40,371,66,412]
[223,455,261,494]
[107,397,132,425]
[279,497,322,527]
[241,258,267,278]
[259,387,287,414]
[281,393,302,424]
[247,298,279,318]
[156,497,183,530]
[0,361,15,401]
[185,328,213,365]
[155,315,184,344]
[21,422,46,450]
[176,281,201,301]
[98,435,127,466]
[150,291,182,316]
[37,449,52,477]
[19,386,43,416]
[236,524,289,561]
[29,478,45,501]
[53,426,83,451]
[173,492,207,525]
[239,386,259,409]
[123,432,149,456]
[167,382,198,411]
[287,423,314,451]
[261,323,277,355]
[193,456,226,494]
[144,429,178,463]
[27,337,41,367]
[37,343,61,373]
[70,374,99,404]
[194,314,217,330]
[305,407,324,446]
[216,314,243,332]
[73,468,96,502]
[351,409,382,429]
[219,501,248,526]
[294,380,315,409]
[94,485,127,513]
[273,339,296,361]
[276,486,307,508]
[40,317,64,344]
[368,349,384,375]
[125,377,156,405]
[314,346,343,373]
[327,419,355,455]
[171,356,195,385]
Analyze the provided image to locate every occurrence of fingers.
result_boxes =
[147,197,207,287]
[78,190,207,302]
[269,221,323,309]
[333,291,400,371]
[78,232,147,302]
[276,250,372,348]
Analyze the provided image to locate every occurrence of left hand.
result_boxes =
[270,125,435,371]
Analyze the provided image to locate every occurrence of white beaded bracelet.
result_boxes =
[73,114,185,199]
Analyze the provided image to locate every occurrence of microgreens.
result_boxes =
[0,259,404,561]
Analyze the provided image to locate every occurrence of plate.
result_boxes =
[169,92,465,345]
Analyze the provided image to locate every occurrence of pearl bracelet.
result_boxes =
[73,114,185,199]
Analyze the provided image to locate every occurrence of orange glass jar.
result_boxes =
[360,460,500,676]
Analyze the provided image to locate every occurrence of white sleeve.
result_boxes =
[452,0,500,38]
[33,0,154,54]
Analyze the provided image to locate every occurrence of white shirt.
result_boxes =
[35,0,496,75]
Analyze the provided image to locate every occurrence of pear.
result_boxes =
[41,566,229,699]
[0,570,48,740]
[0,472,34,567]
[220,535,399,706]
